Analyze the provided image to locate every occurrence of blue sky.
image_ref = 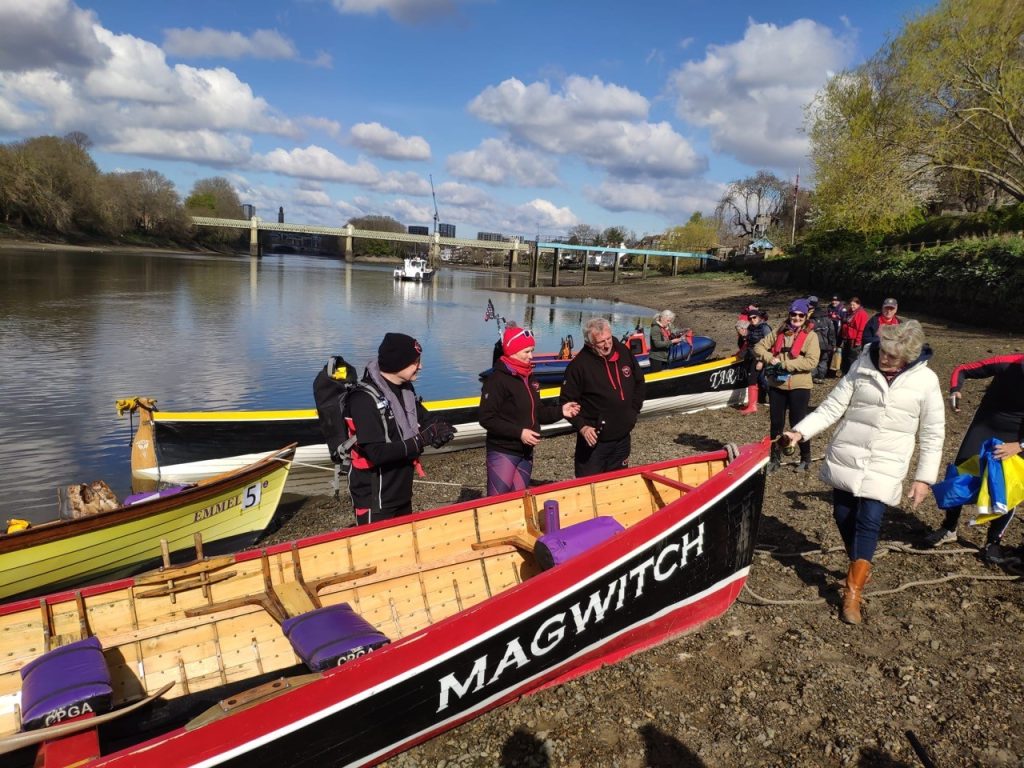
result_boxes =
[0,0,928,239]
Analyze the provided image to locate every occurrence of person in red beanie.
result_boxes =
[480,326,580,495]
[346,332,455,524]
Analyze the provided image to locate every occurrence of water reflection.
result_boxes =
[0,249,655,521]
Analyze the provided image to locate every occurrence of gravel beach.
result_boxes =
[266,271,1024,768]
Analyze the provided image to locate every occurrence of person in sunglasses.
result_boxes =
[560,317,646,477]
[480,326,581,495]
[753,299,821,472]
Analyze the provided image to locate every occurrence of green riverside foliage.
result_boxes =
[753,236,1024,331]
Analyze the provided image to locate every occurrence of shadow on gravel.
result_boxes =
[672,432,727,453]
[639,724,706,767]
[758,499,842,603]
[857,746,915,767]
[499,728,549,767]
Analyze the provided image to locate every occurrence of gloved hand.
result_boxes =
[418,421,456,449]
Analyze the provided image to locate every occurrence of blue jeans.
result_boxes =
[832,488,886,561]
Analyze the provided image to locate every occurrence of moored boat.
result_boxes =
[393,257,434,282]
[482,327,718,385]
[0,446,296,602]
[0,439,768,767]
[117,355,749,485]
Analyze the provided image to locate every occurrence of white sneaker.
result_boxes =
[923,527,956,548]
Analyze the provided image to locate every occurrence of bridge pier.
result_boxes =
[530,242,540,287]
[344,224,354,263]
[249,217,261,257]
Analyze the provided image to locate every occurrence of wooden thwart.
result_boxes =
[641,471,696,494]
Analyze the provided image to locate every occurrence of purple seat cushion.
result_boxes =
[282,603,389,672]
[536,516,625,570]
[20,636,112,731]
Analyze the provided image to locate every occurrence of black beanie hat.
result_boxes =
[378,332,422,373]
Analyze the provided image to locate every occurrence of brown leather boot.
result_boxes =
[840,559,871,624]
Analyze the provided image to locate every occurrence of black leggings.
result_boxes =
[769,388,811,461]
[939,412,1020,538]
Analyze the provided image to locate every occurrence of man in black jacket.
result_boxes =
[807,296,836,383]
[560,318,646,477]
[346,333,454,525]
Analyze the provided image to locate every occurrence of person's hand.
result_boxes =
[520,428,541,447]
[993,441,1022,461]
[417,421,456,449]
[562,401,581,419]
[949,392,961,412]
[782,431,803,447]
[908,480,931,508]
[579,425,599,447]
[755,361,764,371]
[770,357,781,366]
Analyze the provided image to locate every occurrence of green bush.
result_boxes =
[748,236,1024,331]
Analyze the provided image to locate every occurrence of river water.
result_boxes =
[0,249,656,522]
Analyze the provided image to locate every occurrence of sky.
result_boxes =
[0,0,930,240]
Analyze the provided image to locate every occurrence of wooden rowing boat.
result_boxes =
[0,439,767,767]
[118,354,749,485]
[0,446,295,602]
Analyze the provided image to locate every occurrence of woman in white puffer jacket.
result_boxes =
[784,320,945,625]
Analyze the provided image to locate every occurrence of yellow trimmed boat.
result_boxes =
[0,445,296,602]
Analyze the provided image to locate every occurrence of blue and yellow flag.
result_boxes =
[931,438,1024,526]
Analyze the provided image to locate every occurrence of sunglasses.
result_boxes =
[789,312,806,318]
[506,328,535,344]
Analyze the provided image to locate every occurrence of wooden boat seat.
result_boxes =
[535,517,625,570]
[19,636,112,731]
[183,545,384,670]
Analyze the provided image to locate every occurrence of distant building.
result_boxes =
[438,223,456,238]
[408,225,429,236]
[241,204,256,220]
[477,231,507,242]
[278,207,284,224]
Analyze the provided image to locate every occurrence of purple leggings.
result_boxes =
[486,450,533,496]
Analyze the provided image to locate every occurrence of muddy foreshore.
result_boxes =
[266,271,1023,768]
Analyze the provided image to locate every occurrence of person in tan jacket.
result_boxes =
[754,298,821,472]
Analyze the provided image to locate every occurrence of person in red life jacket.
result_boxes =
[480,326,580,496]
[648,309,684,372]
[560,317,646,478]
[345,333,455,525]
[840,296,870,375]
[922,353,1024,564]
[754,299,821,472]
[863,297,901,346]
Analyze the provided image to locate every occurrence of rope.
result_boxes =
[740,541,1023,606]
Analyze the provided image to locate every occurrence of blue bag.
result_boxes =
[930,462,981,509]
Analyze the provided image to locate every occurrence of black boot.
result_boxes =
[767,445,781,474]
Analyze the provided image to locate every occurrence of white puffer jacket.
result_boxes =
[793,346,945,506]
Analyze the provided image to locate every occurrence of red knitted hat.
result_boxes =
[502,326,535,357]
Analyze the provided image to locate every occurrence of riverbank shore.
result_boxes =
[264,273,1023,768]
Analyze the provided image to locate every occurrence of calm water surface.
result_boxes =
[0,249,656,522]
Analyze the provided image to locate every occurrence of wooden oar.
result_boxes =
[0,682,174,757]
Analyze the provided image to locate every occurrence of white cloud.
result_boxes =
[509,199,579,231]
[162,28,298,60]
[0,0,109,72]
[255,145,382,184]
[294,188,335,207]
[300,116,344,140]
[447,138,559,187]
[587,178,727,220]
[329,0,467,24]
[468,76,704,178]
[349,122,430,160]
[671,18,856,169]
[106,128,253,165]
[372,171,431,195]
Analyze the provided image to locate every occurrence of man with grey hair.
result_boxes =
[561,318,646,477]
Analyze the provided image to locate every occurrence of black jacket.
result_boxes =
[560,340,645,441]
[345,376,428,520]
[479,364,563,457]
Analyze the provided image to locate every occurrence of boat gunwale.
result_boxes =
[0,446,296,555]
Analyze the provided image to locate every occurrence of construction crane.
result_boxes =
[429,174,440,235]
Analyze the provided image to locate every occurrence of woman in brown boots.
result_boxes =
[783,321,945,624]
